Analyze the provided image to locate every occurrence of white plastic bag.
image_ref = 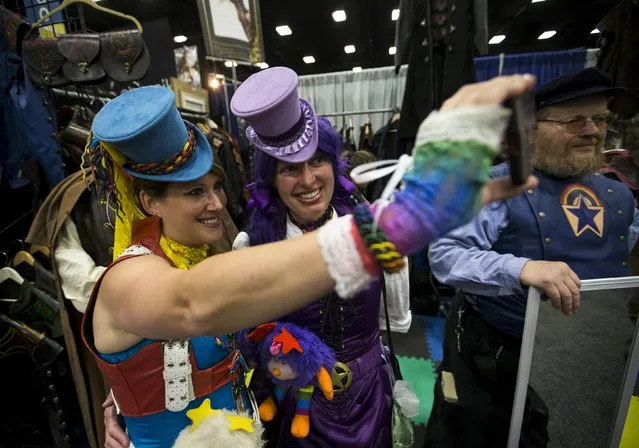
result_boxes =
[393,380,420,418]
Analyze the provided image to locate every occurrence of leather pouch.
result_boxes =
[22,38,68,87]
[58,33,105,83]
[100,30,149,82]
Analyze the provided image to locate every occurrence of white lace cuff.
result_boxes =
[415,105,512,153]
[317,215,375,299]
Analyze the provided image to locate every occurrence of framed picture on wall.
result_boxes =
[174,46,202,88]
[169,77,209,114]
[196,0,265,64]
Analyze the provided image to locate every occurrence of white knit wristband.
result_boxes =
[317,215,375,299]
[415,105,512,153]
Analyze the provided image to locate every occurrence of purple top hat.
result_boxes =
[230,66,318,163]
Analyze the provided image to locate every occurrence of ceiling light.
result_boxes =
[489,35,506,45]
[391,9,400,21]
[538,30,556,40]
[173,35,187,43]
[276,25,292,36]
[303,56,316,64]
[224,61,238,67]
[344,45,356,54]
[591,28,600,34]
[531,0,545,3]
[332,10,347,22]
[256,62,269,69]
[389,46,396,55]
[209,78,220,90]
[352,66,362,72]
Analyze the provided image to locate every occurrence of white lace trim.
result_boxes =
[415,105,512,153]
[118,245,154,258]
[317,215,374,299]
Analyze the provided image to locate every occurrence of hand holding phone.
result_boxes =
[505,90,536,185]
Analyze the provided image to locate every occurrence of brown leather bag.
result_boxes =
[58,33,105,83]
[0,6,30,53]
[22,38,69,87]
[100,30,150,83]
[20,1,148,87]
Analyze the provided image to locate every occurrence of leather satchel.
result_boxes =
[57,33,105,83]
[22,38,68,87]
[100,30,150,82]
[0,6,30,53]
[20,1,148,87]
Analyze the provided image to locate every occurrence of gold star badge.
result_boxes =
[331,362,352,393]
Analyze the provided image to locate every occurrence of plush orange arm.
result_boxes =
[316,367,334,401]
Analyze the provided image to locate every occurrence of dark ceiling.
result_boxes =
[73,0,617,78]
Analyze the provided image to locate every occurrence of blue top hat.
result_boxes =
[92,86,213,182]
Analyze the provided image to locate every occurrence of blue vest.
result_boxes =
[469,163,634,338]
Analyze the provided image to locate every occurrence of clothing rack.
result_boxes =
[52,90,211,122]
[0,210,33,238]
[318,107,396,118]
[51,88,115,104]
[178,109,210,123]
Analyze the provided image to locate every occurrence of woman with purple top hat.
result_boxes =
[230,66,408,447]
[98,70,539,448]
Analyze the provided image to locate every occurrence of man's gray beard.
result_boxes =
[532,150,605,178]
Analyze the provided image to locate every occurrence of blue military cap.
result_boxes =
[535,68,624,109]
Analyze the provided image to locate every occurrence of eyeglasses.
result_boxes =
[538,114,610,133]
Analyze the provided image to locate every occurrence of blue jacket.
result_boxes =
[0,16,65,188]
[429,163,639,337]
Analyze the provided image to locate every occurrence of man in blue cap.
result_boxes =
[424,68,639,447]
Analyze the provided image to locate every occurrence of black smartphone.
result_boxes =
[505,90,536,185]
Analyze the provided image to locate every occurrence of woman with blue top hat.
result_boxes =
[87,73,539,448]
[81,86,265,448]
[230,66,410,447]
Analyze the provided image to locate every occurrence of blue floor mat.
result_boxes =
[423,316,445,363]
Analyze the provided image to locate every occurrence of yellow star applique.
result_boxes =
[562,194,604,237]
[227,415,256,433]
[186,398,255,433]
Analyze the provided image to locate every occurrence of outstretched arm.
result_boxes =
[100,75,539,340]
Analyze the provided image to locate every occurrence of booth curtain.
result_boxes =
[297,66,408,135]
[475,48,598,84]
[297,48,598,137]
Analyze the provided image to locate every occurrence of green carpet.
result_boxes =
[397,356,437,426]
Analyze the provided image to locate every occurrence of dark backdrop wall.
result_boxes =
[140,18,178,86]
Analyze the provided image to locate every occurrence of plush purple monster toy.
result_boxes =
[243,322,336,439]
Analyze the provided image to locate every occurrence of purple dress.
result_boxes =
[260,281,393,447]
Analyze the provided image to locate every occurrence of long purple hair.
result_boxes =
[248,117,355,246]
